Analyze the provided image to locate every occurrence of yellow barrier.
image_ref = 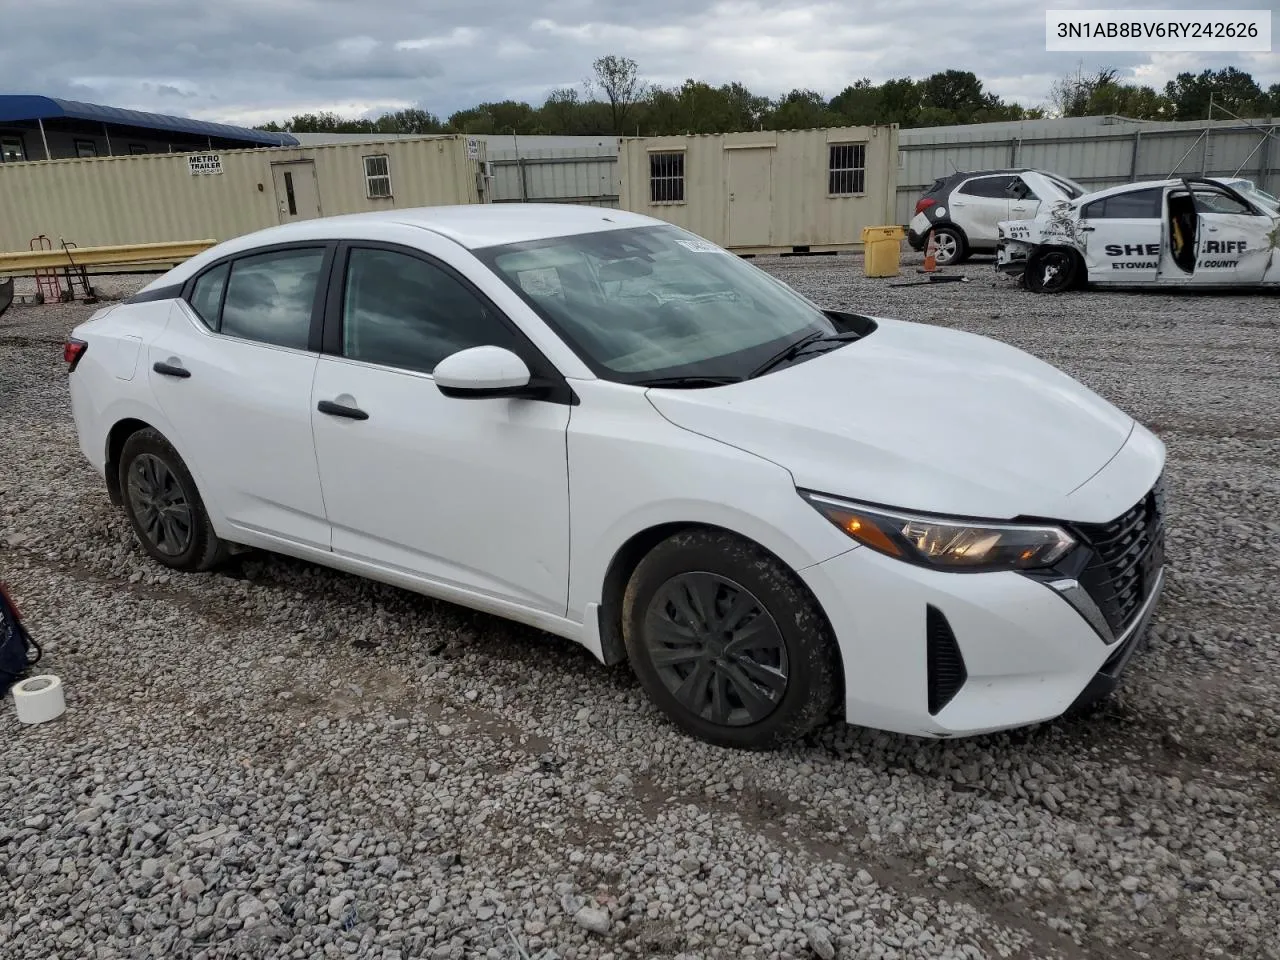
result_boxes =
[0,240,217,276]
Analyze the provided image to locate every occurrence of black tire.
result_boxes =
[1025,247,1080,293]
[118,428,228,572]
[930,225,968,266]
[622,529,840,750]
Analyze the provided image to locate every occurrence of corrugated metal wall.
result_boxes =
[488,147,619,207]
[0,136,486,251]
[896,116,1279,223]
[618,126,899,252]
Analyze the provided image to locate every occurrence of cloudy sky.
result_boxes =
[3,0,1277,125]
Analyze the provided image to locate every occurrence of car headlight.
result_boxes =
[802,492,1075,572]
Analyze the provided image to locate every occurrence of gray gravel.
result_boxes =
[2,253,1279,960]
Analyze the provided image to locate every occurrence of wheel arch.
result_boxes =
[104,417,158,505]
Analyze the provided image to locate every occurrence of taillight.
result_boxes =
[64,338,88,372]
[915,197,937,215]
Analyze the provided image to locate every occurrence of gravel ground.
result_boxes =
[2,254,1279,960]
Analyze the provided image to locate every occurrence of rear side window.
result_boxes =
[958,176,1015,198]
[1081,188,1163,220]
[220,248,325,350]
[188,262,228,329]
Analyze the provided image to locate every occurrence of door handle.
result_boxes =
[317,399,368,421]
[153,361,191,378]
[1078,225,1095,232]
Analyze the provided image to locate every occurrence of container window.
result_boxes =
[74,139,98,158]
[364,155,392,198]
[1,136,25,162]
[650,152,685,204]
[828,143,866,196]
[129,144,148,155]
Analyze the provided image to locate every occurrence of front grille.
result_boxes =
[926,605,967,715]
[1074,475,1166,635]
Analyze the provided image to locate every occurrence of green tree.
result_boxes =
[763,89,841,130]
[591,55,647,134]
[1164,67,1265,120]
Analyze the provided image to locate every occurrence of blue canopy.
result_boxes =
[0,95,298,147]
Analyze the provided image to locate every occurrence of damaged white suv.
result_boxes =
[997,176,1280,293]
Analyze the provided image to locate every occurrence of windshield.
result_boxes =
[1231,179,1280,213]
[476,225,839,383]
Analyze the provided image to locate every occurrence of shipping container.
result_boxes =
[617,126,899,254]
[0,136,488,251]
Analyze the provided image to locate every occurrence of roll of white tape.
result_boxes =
[12,674,66,725]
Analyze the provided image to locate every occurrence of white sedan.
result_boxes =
[997,175,1280,292]
[66,204,1166,747]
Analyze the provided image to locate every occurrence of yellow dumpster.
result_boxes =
[861,225,905,278]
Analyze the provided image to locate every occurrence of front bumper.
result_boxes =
[800,480,1166,738]
[995,239,1029,275]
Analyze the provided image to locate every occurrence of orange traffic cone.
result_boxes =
[921,230,938,273]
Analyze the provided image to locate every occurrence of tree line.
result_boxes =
[256,58,1280,138]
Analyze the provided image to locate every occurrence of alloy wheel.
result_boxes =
[126,454,194,557]
[643,572,790,727]
[932,232,959,264]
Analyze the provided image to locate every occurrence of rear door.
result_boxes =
[1077,187,1164,284]
[1189,184,1273,285]
[949,175,1016,247]
[147,244,334,548]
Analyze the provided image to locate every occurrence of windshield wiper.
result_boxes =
[747,330,863,379]
[633,375,743,389]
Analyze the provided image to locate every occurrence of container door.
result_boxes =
[271,161,322,224]
[727,148,773,248]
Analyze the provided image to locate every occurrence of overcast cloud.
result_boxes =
[1,0,1277,125]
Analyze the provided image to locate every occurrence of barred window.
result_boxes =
[364,155,392,198]
[828,143,866,196]
[649,151,685,203]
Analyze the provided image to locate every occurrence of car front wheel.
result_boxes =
[622,529,840,749]
[1025,248,1080,293]
[118,428,228,572]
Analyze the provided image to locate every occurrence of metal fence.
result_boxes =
[486,146,619,207]
[895,115,1278,223]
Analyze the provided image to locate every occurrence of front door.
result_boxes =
[310,243,571,615]
[1189,185,1274,285]
[1077,186,1164,284]
[146,245,332,548]
[727,148,772,248]
[271,161,322,224]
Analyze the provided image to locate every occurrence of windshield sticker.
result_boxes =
[676,239,727,254]
[517,267,564,298]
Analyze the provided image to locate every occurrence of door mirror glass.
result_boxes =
[433,345,534,399]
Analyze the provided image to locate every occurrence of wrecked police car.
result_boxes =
[996,176,1280,293]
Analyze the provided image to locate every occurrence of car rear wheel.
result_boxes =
[622,529,840,749]
[1025,248,1080,293]
[119,428,228,572]
[929,226,966,266]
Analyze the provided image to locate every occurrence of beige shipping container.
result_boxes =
[617,126,898,254]
[0,135,489,252]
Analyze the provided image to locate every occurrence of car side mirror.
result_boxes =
[432,345,546,400]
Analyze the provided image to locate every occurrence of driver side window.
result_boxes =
[341,247,520,375]
[1191,190,1254,215]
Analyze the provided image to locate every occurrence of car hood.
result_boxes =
[646,317,1137,521]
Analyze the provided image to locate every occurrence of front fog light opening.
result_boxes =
[802,492,1076,572]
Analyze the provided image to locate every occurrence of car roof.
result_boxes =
[219,204,666,254]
